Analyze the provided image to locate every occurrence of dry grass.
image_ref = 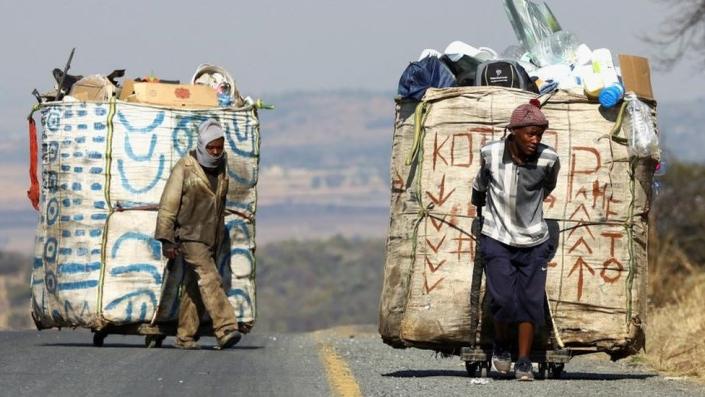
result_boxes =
[639,228,705,382]
[642,271,705,381]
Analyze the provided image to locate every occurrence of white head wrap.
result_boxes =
[196,119,225,168]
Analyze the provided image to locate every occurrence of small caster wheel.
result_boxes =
[483,361,492,377]
[93,331,106,347]
[537,363,547,379]
[465,362,481,378]
[549,363,564,379]
[145,334,165,348]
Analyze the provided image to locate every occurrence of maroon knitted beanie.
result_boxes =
[506,99,548,130]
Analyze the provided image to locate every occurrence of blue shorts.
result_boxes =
[479,235,553,326]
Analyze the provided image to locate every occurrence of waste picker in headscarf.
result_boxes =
[155,119,241,350]
[471,99,561,380]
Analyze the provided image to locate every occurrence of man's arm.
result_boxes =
[471,156,489,207]
[155,161,184,246]
[543,157,560,197]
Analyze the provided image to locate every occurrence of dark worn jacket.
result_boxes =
[155,151,228,247]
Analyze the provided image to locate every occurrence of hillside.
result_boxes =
[0,251,32,329]
[657,98,705,163]
[1,91,702,254]
[0,236,386,332]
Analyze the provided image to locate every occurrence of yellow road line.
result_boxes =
[315,333,363,397]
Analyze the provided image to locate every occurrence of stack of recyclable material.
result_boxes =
[27,59,262,333]
[382,0,661,358]
[397,0,661,125]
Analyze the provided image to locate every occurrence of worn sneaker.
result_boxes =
[215,329,242,350]
[514,357,534,381]
[492,346,512,374]
[174,339,200,350]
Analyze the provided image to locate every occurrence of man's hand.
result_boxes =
[472,216,483,238]
[471,188,486,207]
[162,242,182,260]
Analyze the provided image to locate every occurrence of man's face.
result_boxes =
[206,137,225,157]
[512,125,545,156]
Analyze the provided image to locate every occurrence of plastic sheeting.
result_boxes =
[30,100,259,330]
[379,87,654,356]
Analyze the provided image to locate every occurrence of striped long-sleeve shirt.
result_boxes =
[472,138,560,247]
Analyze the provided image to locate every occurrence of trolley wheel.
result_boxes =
[145,334,165,348]
[548,363,564,379]
[465,362,481,378]
[465,361,489,378]
[483,361,491,377]
[93,331,107,347]
[537,363,547,380]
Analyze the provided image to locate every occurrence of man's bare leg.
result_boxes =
[517,321,533,359]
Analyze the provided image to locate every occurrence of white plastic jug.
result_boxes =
[578,64,603,98]
[592,48,619,86]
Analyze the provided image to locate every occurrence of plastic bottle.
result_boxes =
[623,93,660,159]
[599,83,624,108]
[651,180,662,197]
[654,160,667,176]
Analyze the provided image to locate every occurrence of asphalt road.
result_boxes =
[0,327,703,397]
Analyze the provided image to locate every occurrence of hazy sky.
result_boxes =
[0,1,701,159]
[0,0,702,252]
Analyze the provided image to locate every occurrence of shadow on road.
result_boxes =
[383,370,657,381]
[383,370,468,378]
[39,343,266,351]
[559,372,656,381]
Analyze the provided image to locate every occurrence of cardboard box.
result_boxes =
[118,80,135,101]
[618,54,655,101]
[121,81,218,108]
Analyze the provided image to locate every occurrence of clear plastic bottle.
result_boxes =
[623,93,660,159]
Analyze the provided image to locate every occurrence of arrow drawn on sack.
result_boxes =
[425,235,446,253]
[426,174,455,207]
[567,220,595,240]
[568,236,593,255]
[423,274,444,293]
[568,256,595,300]
[569,203,591,221]
[430,217,445,232]
[425,257,446,273]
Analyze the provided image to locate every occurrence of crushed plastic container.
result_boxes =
[531,30,582,66]
[503,0,564,67]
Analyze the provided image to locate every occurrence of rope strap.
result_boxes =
[405,102,428,166]
[606,100,629,145]
[624,158,638,325]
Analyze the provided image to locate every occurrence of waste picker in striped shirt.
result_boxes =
[470,99,560,381]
